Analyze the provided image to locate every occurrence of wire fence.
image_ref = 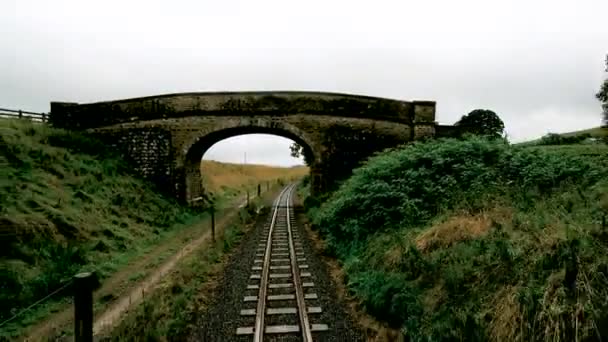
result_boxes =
[0,152,289,336]
[0,107,48,123]
[0,198,259,334]
[0,279,74,328]
[0,256,118,334]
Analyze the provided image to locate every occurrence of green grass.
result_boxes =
[524,144,608,169]
[519,126,607,146]
[306,137,608,341]
[108,202,259,340]
[0,120,207,335]
[559,126,608,138]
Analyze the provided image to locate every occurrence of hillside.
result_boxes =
[0,120,210,329]
[559,126,607,138]
[200,160,308,200]
[0,119,306,336]
[306,137,608,341]
[520,126,607,145]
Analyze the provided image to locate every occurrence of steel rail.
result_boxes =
[253,185,291,342]
[285,185,313,341]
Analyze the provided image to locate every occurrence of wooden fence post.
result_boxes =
[18,110,22,119]
[74,272,95,342]
[257,184,261,197]
[211,205,215,242]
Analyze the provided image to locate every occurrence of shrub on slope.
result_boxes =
[313,137,608,341]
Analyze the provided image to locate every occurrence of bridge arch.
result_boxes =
[50,91,441,204]
[179,121,320,203]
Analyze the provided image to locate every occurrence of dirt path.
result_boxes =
[23,198,249,341]
[93,202,245,335]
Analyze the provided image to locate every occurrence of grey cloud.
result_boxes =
[204,134,303,166]
[1,0,607,164]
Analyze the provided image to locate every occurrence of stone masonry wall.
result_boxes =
[89,127,173,194]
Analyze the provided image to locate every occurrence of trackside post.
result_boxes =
[74,272,96,342]
[211,204,216,242]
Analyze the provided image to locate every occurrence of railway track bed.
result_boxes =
[194,185,363,342]
[236,185,327,340]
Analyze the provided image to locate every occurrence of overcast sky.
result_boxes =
[1,0,606,166]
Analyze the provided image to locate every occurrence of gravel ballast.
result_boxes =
[191,190,364,342]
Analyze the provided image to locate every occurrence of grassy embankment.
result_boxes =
[304,133,608,341]
[108,195,269,340]
[0,119,306,338]
[105,165,307,339]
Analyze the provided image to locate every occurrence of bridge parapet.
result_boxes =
[50,91,435,129]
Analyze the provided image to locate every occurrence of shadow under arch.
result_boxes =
[182,125,317,204]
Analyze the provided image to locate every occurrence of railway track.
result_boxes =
[236,184,329,341]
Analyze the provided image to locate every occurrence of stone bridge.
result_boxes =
[50,91,439,204]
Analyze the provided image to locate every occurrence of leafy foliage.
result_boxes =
[309,137,608,341]
[596,54,608,126]
[289,142,313,165]
[455,109,505,138]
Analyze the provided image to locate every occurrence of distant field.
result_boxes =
[522,144,608,167]
[517,126,608,167]
[520,126,607,145]
[200,160,308,199]
[559,126,608,138]
[524,143,608,154]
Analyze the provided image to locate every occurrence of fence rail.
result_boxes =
[0,107,48,122]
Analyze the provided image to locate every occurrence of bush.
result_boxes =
[312,136,608,341]
[314,137,598,255]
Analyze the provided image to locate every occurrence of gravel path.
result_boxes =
[192,190,364,342]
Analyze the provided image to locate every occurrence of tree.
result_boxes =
[455,109,505,139]
[289,142,313,165]
[596,54,608,127]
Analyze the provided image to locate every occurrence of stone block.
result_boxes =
[413,101,436,123]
